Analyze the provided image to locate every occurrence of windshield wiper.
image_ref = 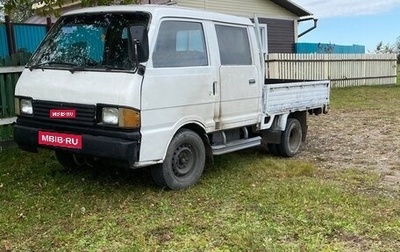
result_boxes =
[29,62,133,73]
[69,66,87,74]
[99,65,127,71]
[70,65,135,74]
[29,61,78,71]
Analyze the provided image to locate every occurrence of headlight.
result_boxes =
[101,107,140,128]
[17,98,33,115]
[102,108,119,125]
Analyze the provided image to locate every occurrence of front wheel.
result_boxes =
[151,129,206,190]
[278,118,303,157]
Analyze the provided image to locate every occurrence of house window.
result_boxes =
[215,24,252,65]
[153,21,208,68]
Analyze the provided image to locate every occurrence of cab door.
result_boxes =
[214,24,261,129]
[138,19,216,163]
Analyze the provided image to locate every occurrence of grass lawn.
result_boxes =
[1,85,400,251]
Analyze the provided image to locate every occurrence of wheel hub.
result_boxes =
[173,145,194,177]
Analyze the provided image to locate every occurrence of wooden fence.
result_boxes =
[0,67,20,144]
[266,53,398,88]
[0,52,30,145]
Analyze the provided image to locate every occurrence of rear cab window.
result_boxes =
[215,24,252,65]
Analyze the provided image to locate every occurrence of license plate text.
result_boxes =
[38,131,82,149]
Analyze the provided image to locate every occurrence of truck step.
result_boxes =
[211,136,261,155]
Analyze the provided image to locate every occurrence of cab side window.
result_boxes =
[215,25,252,65]
[153,21,208,68]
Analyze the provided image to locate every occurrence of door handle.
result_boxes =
[213,81,217,95]
[249,79,256,84]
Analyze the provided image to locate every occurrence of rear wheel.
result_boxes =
[278,118,303,157]
[151,129,206,190]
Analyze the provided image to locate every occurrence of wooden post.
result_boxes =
[0,72,7,117]
[4,15,15,56]
[46,17,52,32]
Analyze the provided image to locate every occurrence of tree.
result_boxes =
[375,36,400,63]
[0,2,5,22]
[1,0,35,22]
[2,0,140,22]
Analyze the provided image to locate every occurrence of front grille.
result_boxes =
[33,100,96,126]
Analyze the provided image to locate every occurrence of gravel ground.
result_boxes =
[299,109,400,189]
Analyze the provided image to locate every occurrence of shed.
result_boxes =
[25,0,312,53]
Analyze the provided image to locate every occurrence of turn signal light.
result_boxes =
[119,108,140,128]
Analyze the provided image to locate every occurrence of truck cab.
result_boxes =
[14,5,329,189]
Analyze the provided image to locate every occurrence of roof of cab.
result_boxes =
[63,4,254,26]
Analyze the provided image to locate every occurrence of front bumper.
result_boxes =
[14,122,140,166]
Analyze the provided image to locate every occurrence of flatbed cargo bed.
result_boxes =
[263,80,330,115]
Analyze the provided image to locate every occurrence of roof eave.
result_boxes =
[270,0,312,17]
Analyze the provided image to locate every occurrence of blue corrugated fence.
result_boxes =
[0,20,48,59]
[0,24,9,58]
[13,24,47,54]
[295,43,365,54]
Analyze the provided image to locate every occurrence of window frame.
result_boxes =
[259,24,268,55]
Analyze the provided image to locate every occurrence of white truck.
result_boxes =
[13,5,330,189]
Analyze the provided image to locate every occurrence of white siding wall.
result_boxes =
[176,0,298,20]
[175,0,299,45]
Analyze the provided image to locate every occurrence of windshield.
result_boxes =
[29,12,150,71]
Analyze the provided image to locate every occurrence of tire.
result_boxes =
[278,118,303,157]
[151,129,206,190]
[55,151,86,171]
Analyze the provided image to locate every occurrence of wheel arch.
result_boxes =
[157,119,210,164]
[180,123,213,167]
[261,110,307,145]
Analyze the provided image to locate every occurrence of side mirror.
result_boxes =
[128,24,149,63]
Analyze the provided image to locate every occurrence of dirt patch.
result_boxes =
[299,109,400,189]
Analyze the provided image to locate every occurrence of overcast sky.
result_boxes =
[294,0,400,51]
[295,0,400,18]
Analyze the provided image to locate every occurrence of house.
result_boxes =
[25,0,313,53]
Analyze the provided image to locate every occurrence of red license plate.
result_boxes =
[50,109,76,119]
[38,131,82,149]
